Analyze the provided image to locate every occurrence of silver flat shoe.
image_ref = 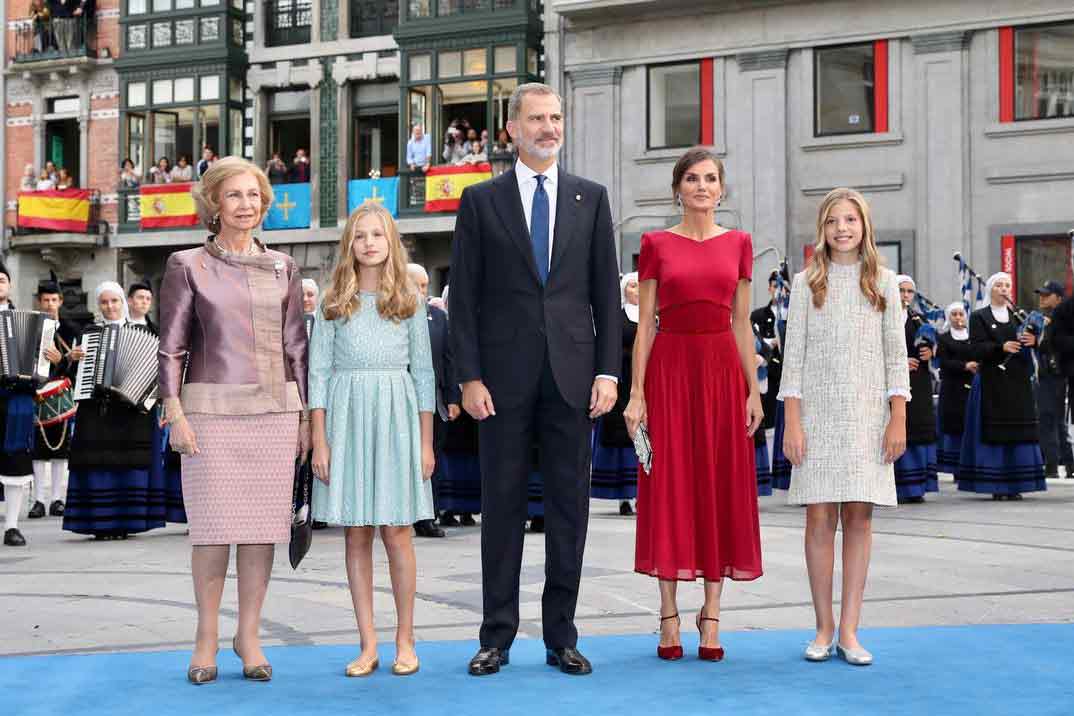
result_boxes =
[836,643,873,666]
[803,640,835,662]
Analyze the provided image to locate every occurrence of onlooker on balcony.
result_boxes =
[147,157,173,184]
[443,128,467,164]
[119,158,141,189]
[464,128,480,153]
[51,0,76,54]
[406,124,432,174]
[28,0,52,53]
[44,161,58,185]
[196,146,216,179]
[457,139,487,166]
[20,164,37,192]
[170,155,194,182]
[289,148,311,183]
[36,169,55,191]
[55,167,75,190]
[266,152,289,185]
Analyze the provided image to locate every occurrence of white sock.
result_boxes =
[4,484,25,530]
[51,460,68,503]
[32,461,49,504]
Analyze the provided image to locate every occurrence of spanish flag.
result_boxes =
[17,189,91,232]
[140,182,199,229]
[424,163,493,213]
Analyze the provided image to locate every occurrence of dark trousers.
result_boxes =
[1036,373,1072,467]
[477,354,591,650]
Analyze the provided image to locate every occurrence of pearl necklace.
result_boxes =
[215,238,260,256]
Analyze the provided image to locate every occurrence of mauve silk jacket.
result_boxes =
[158,237,308,415]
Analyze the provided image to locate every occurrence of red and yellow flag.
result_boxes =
[17,189,91,232]
[140,182,199,228]
[424,163,492,213]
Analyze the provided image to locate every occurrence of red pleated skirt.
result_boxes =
[634,303,763,582]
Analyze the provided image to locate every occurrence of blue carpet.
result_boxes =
[2,624,1071,716]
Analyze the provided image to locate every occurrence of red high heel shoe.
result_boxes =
[657,613,683,660]
[695,612,725,661]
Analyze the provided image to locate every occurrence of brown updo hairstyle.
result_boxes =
[191,156,275,233]
[670,146,725,204]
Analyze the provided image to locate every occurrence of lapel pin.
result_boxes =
[575,194,582,202]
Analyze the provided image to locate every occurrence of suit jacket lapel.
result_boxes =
[490,169,541,285]
[550,171,577,279]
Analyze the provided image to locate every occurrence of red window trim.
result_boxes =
[872,40,889,133]
[700,58,714,145]
[999,27,1015,122]
[1001,234,1016,295]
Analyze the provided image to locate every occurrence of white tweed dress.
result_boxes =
[776,262,911,506]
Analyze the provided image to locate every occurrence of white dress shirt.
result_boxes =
[514,159,558,266]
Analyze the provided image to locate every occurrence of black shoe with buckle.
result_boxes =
[4,528,26,546]
[49,500,65,517]
[468,647,509,676]
[27,501,46,519]
[546,647,592,675]
[413,519,446,538]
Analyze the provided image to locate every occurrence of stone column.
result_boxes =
[309,64,323,230]
[911,31,969,291]
[566,66,621,259]
[317,61,338,228]
[335,76,351,224]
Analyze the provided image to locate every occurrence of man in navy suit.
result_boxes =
[450,83,621,677]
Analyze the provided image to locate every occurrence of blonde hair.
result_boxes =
[191,156,274,232]
[321,201,417,323]
[806,188,886,312]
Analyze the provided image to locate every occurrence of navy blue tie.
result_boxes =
[531,175,550,285]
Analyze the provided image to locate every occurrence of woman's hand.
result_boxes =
[908,357,920,371]
[965,361,979,374]
[1019,332,1037,347]
[1003,340,1021,354]
[422,443,436,481]
[746,391,763,437]
[297,420,310,462]
[311,437,330,484]
[44,346,62,365]
[783,418,806,466]
[67,346,85,362]
[918,346,934,362]
[623,395,647,439]
[169,417,199,456]
[882,416,907,463]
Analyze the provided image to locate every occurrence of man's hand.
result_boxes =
[462,380,496,421]
[44,346,62,365]
[447,404,461,421]
[589,377,617,419]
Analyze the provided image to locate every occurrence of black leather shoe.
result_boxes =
[546,647,592,675]
[312,520,328,530]
[529,516,544,533]
[468,647,509,676]
[438,512,460,527]
[27,501,46,519]
[619,500,634,516]
[460,513,476,527]
[4,528,26,546]
[414,519,446,538]
[49,500,65,517]
[1064,464,1074,479]
[1044,463,1059,479]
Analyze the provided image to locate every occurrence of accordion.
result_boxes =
[73,324,160,412]
[0,310,58,390]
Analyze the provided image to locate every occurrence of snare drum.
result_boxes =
[35,377,77,427]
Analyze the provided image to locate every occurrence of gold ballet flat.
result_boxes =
[345,656,379,677]
[187,666,218,685]
[391,658,420,676]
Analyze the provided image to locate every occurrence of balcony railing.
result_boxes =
[10,15,97,64]
[406,0,520,20]
[350,0,399,38]
[265,0,314,47]
[14,188,101,236]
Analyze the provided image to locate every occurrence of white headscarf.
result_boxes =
[620,272,640,323]
[985,271,1011,322]
[944,301,969,341]
[94,281,129,325]
[301,278,319,306]
[895,274,916,291]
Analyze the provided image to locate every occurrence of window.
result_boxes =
[229,77,243,103]
[266,0,313,47]
[128,25,147,50]
[1003,23,1074,121]
[153,21,172,47]
[200,75,220,100]
[494,45,516,74]
[153,79,174,104]
[527,48,538,76]
[175,77,196,103]
[126,114,146,173]
[647,62,701,149]
[409,0,431,18]
[463,48,487,76]
[176,19,195,45]
[409,54,431,81]
[176,0,196,7]
[230,109,244,157]
[153,0,172,10]
[350,0,399,38]
[129,0,148,13]
[231,18,243,45]
[128,81,147,106]
[439,0,489,15]
[439,50,461,78]
[814,41,889,136]
[200,17,220,42]
[49,97,80,113]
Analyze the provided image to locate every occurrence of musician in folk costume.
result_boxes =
[893,275,938,503]
[957,272,1046,500]
[28,279,79,520]
[62,282,176,540]
[1031,280,1072,479]
[0,266,37,547]
[127,282,157,335]
[754,334,774,496]
[751,271,785,439]
[936,303,976,476]
[300,278,327,530]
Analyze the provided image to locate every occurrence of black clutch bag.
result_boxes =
[289,458,313,569]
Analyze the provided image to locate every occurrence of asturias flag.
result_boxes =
[424,163,492,212]
[140,183,198,229]
[347,177,399,217]
[17,189,91,232]
[263,183,311,230]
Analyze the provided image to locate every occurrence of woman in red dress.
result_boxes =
[625,147,764,662]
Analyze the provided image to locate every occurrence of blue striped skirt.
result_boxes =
[894,442,939,500]
[590,418,639,501]
[755,431,773,497]
[937,431,963,476]
[437,453,482,514]
[771,401,792,490]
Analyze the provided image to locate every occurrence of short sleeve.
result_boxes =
[637,232,658,282]
[739,232,754,282]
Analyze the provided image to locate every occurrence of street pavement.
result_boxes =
[2,476,1073,658]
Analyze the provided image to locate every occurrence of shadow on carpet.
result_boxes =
[2,623,1071,716]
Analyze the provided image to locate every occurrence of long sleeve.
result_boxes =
[776,272,808,401]
[970,311,1005,364]
[449,186,483,384]
[443,319,461,405]
[408,301,436,413]
[589,185,623,380]
[938,336,969,374]
[307,306,336,411]
[281,259,309,407]
[157,252,194,399]
[881,272,912,401]
[1048,300,1074,356]
[406,140,418,166]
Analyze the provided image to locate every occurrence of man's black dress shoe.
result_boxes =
[4,528,26,546]
[414,519,446,538]
[439,512,460,527]
[460,513,476,527]
[28,501,46,519]
[468,647,509,676]
[312,520,328,530]
[546,647,592,675]
[49,500,64,517]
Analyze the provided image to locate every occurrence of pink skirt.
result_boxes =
[181,413,298,545]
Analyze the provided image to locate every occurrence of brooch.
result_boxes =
[575,194,582,202]
[273,260,284,279]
